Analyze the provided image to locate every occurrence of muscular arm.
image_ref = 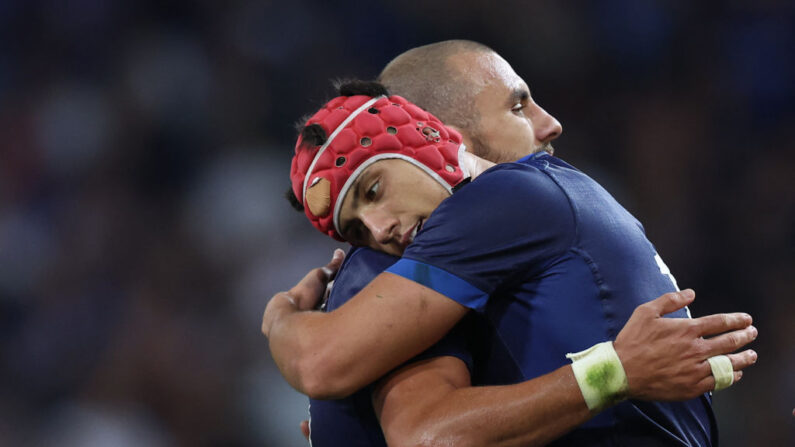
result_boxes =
[372,291,759,447]
[264,272,469,399]
[374,356,590,447]
[263,255,756,405]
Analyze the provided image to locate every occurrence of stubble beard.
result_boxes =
[470,134,555,163]
[538,142,555,156]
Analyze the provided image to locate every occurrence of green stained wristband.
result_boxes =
[566,341,629,411]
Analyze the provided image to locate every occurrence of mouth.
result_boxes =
[402,219,424,247]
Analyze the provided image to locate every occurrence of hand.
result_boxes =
[614,289,758,401]
[289,248,346,311]
[300,420,310,441]
[262,249,345,337]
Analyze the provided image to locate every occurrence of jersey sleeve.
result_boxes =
[327,247,474,372]
[386,162,575,312]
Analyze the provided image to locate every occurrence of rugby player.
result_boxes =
[304,41,566,446]
[266,43,758,446]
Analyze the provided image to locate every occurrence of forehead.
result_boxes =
[337,158,434,218]
[337,160,394,223]
[451,51,527,98]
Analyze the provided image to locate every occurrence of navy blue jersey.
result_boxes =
[387,152,717,446]
[307,247,480,446]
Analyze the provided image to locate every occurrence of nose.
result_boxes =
[360,207,399,245]
[531,104,563,144]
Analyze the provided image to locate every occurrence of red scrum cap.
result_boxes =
[291,89,469,241]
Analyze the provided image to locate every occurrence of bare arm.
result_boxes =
[263,255,468,398]
[262,253,756,404]
[373,291,758,447]
[374,356,589,447]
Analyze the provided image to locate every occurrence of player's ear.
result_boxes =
[446,124,474,153]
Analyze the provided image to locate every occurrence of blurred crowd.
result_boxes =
[0,1,792,446]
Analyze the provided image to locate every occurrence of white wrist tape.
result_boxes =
[566,341,629,411]
[707,355,734,391]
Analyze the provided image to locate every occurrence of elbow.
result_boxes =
[270,319,362,399]
[269,331,357,400]
[291,348,359,400]
[299,367,351,400]
[298,373,331,400]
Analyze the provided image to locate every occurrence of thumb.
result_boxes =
[320,248,346,280]
[332,247,345,264]
[649,289,695,317]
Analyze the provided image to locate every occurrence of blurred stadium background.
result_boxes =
[0,1,792,445]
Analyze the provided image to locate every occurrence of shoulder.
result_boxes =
[416,160,575,252]
[396,159,576,299]
[340,246,398,272]
[470,160,569,206]
[327,247,400,311]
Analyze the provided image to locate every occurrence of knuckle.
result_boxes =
[682,320,702,339]
[732,355,746,369]
[686,319,702,336]
[693,340,709,358]
[726,332,739,348]
[630,306,646,320]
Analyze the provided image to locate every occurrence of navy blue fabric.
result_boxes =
[307,246,479,446]
[387,152,717,446]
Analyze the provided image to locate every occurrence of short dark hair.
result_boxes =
[335,79,389,98]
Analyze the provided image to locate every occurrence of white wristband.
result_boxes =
[566,341,629,411]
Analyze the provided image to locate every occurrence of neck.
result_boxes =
[460,151,495,181]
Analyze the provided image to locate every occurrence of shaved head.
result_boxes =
[377,40,562,162]
[287,41,562,212]
[378,40,494,132]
